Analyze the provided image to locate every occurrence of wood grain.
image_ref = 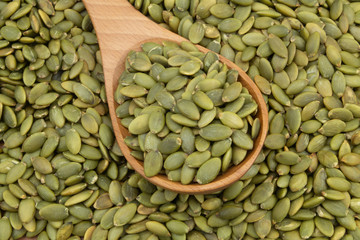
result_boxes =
[83,0,268,194]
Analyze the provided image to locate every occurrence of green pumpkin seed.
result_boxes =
[192,91,214,110]
[158,133,182,155]
[22,132,47,153]
[146,221,171,237]
[199,124,232,141]
[242,32,267,47]
[318,150,338,168]
[6,162,26,184]
[113,203,137,226]
[268,34,288,58]
[232,130,253,150]
[264,133,286,149]
[195,158,221,184]
[196,78,222,92]
[322,200,348,217]
[73,83,95,104]
[171,114,197,127]
[0,217,12,240]
[128,114,150,135]
[164,152,187,170]
[31,156,52,174]
[219,111,244,129]
[218,18,242,33]
[188,22,205,44]
[185,150,210,168]
[209,3,234,19]
[39,204,69,221]
[318,119,346,136]
[1,26,22,42]
[177,99,200,120]
[251,181,274,204]
[144,151,163,177]
[155,89,176,110]
[18,198,35,223]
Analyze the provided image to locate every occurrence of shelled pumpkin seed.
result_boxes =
[116,40,259,184]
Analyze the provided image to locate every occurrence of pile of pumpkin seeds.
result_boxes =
[116,40,259,185]
[127,0,360,238]
[1,0,360,239]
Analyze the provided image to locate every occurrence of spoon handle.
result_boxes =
[83,0,182,80]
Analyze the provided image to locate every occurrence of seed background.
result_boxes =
[1,0,360,239]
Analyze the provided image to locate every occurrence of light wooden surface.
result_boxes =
[83,0,269,194]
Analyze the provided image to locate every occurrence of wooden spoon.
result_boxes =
[83,0,268,194]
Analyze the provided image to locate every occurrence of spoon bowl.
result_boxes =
[83,0,268,194]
